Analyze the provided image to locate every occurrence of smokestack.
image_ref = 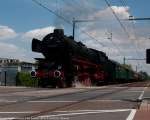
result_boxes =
[54,29,64,36]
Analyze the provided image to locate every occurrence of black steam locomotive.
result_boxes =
[32,29,140,87]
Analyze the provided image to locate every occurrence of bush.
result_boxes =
[16,72,38,87]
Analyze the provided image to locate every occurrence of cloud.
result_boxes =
[75,5,144,64]
[89,6,130,20]
[111,6,130,19]
[77,6,132,49]
[0,42,25,59]
[0,25,17,39]
[22,26,55,40]
[0,42,43,62]
[0,25,54,62]
[0,2,148,73]
[0,42,18,53]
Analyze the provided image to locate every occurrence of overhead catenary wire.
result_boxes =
[32,0,139,63]
[92,1,125,56]
[104,0,142,68]
[62,0,124,56]
[61,0,106,47]
[32,0,126,59]
[119,0,126,7]
[32,0,72,24]
[104,0,130,38]
[119,0,142,67]
[106,31,124,56]
[32,0,105,47]
[103,0,133,58]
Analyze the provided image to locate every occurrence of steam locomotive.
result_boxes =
[32,29,140,87]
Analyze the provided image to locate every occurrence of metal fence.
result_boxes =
[0,66,18,86]
[0,63,37,86]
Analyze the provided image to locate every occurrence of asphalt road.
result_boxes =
[0,82,149,120]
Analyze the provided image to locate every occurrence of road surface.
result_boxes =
[0,82,149,120]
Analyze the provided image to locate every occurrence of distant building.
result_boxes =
[0,58,37,86]
[0,58,19,66]
[19,62,37,72]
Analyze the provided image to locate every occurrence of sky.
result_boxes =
[0,0,150,74]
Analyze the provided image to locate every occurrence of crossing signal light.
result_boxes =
[146,49,150,63]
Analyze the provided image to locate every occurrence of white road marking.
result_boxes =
[55,109,132,113]
[126,109,136,120]
[0,118,16,120]
[88,100,122,102]
[138,87,147,100]
[0,111,40,120]
[29,100,124,103]
[124,91,143,93]
[0,109,136,120]
[0,100,17,102]
[0,100,17,103]
[0,111,40,114]
[138,91,145,100]
[37,109,132,118]
[29,100,78,103]
[112,87,127,89]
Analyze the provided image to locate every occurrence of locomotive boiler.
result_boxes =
[32,29,108,87]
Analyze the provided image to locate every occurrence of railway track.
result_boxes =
[0,81,147,108]
[0,81,149,119]
[19,87,131,119]
[22,82,150,119]
[0,86,108,108]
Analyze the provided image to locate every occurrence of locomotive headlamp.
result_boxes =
[54,70,61,78]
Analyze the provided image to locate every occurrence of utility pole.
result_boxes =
[123,57,126,65]
[0,71,1,86]
[136,66,138,72]
[4,71,6,86]
[123,58,145,72]
[72,18,75,40]
[126,16,150,64]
